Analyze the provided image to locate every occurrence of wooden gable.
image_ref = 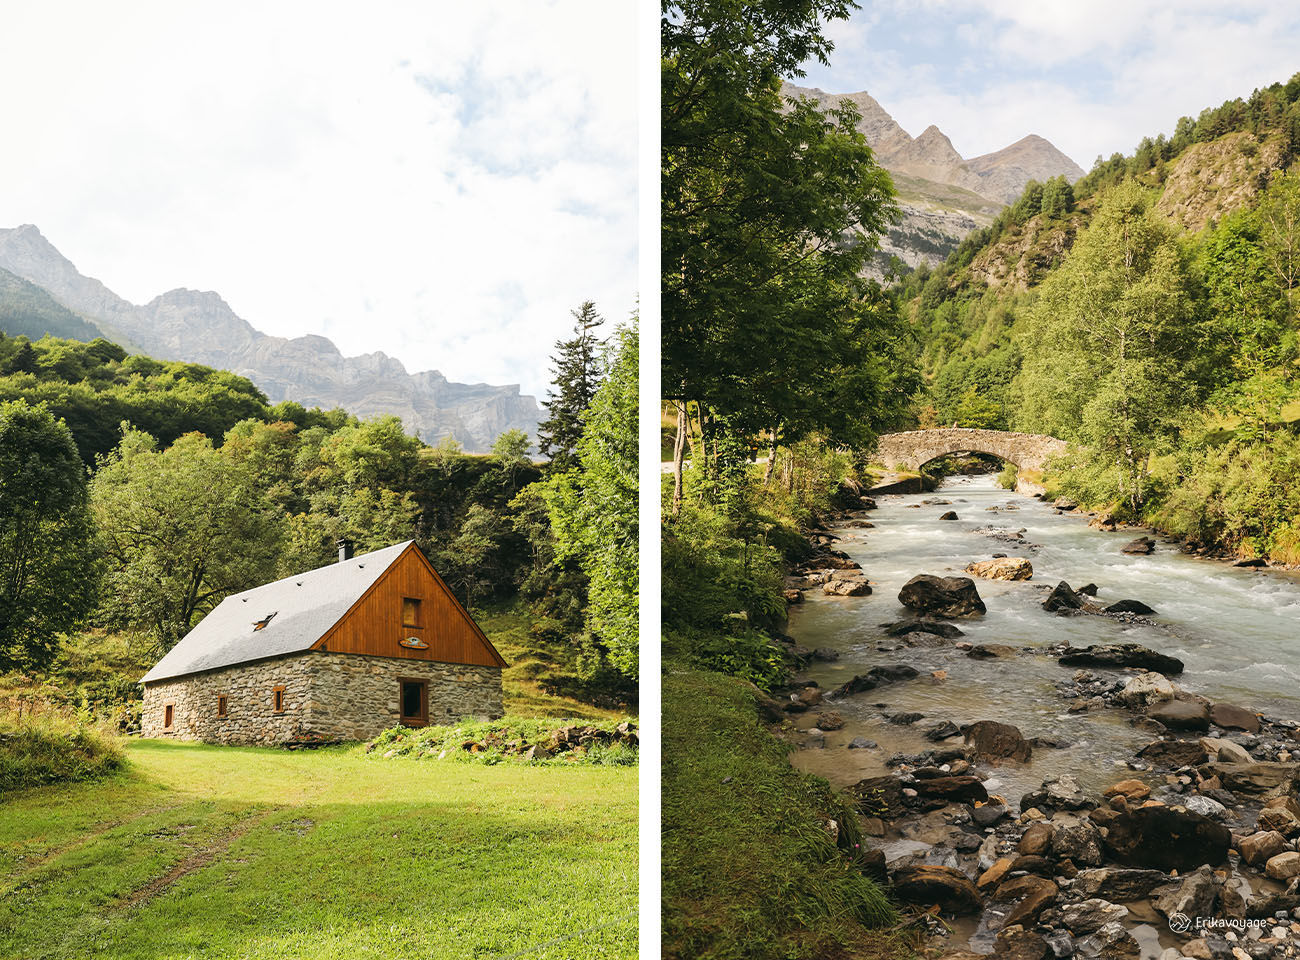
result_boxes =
[312,543,506,667]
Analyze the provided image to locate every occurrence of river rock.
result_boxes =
[1021,774,1090,811]
[1042,581,1086,613]
[1182,795,1227,820]
[968,643,1018,659]
[1054,497,1078,511]
[1266,851,1300,881]
[890,864,983,914]
[1051,820,1104,865]
[881,618,965,639]
[1121,536,1155,555]
[815,712,844,731]
[898,575,986,618]
[823,577,872,597]
[1256,796,1300,836]
[1104,779,1152,800]
[1117,673,1176,708]
[850,775,907,819]
[1200,737,1251,764]
[1073,922,1138,960]
[1071,867,1168,902]
[939,510,959,520]
[1153,864,1220,928]
[1208,761,1300,797]
[1209,703,1261,733]
[832,664,920,697]
[972,800,1009,826]
[847,737,877,750]
[1059,643,1185,675]
[965,557,1033,581]
[1103,598,1157,615]
[925,720,961,741]
[1239,830,1287,866]
[995,925,1050,960]
[965,720,1032,763]
[1137,739,1209,768]
[978,857,1015,891]
[913,776,989,803]
[1059,898,1129,934]
[1019,822,1054,856]
[1149,701,1211,731]
[1099,804,1231,870]
[782,588,804,603]
[994,874,1059,928]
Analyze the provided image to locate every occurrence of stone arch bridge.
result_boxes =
[874,428,1067,493]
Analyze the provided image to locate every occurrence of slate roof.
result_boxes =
[141,541,414,684]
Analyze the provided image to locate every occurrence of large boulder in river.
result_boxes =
[898,575,986,618]
[1102,598,1157,615]
[912,776,988,804]
[1209,702,1261,732]
[1058,643,1184,675]
[1042,581,1085,613]
[964,557,1033,581]
[1206,761,1300,798]
[832,664,919,698]
[890,864,983,914]
[1121,536,1155,555]
[1116,672,1176,708]
[1147,700,1210,731]
[964,720,1032,763]
[821,577,872,597]
[1136,739,1208,768]
[881,619,964,639]
[1097,804,1231,871]
[849,775,907,819]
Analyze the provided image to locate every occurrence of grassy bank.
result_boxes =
[0,706,124,793]
[1,739,636,959]
[662,665,909,960]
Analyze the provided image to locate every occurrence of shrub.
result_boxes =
[364,715,638,766]
[0,702,125,793]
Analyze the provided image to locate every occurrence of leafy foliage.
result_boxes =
[0,401,99,671]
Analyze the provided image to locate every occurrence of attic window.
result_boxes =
[272,685,286,714]
[402,597,422,628]
[253,612,277,631]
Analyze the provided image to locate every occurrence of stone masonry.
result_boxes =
[141,650,503,745]
[875,428,1067,474]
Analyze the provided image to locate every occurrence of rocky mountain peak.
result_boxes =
[0,228,540,451]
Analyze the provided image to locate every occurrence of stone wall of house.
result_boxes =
[141,651,503,745]
[306,652,503,742]
[140,655,313,744]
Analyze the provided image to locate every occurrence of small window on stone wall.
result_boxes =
[164,703,174,729]
[217,694,228,718]
[272,685,286,714]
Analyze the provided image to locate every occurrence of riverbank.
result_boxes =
[775,476,1300,959]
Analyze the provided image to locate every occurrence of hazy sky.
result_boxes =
[798,1,1300,170]
[0,1,636,399]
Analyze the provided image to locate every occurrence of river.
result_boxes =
[786,474,1300,955]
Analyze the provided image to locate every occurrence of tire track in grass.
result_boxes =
[117,806,282,910]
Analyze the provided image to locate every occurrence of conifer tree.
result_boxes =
[536,301,605,471]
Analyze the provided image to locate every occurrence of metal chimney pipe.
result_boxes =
[336,538,354,562]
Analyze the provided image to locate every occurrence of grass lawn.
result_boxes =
[662,664,912,960]
[1,739,636,959]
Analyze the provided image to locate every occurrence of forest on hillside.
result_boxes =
[0,310,638,726]
[900,73,1300,562]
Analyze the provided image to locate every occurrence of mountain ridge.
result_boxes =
[0,225,540,452]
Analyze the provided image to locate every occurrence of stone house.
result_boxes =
[140,540,506,745]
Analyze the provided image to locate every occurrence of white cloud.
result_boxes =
[0,0,637,398]
[802,3,1300,170]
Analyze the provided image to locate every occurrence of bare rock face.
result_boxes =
[965,557,1033,581]
[0,225,540,452]
[898,574,986,618]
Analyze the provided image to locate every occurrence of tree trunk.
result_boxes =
[763,429,777,485]
[671,402,687,516]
